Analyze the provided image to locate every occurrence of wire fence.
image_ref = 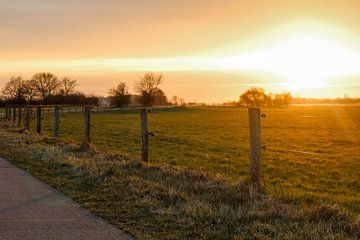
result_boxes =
[3,104,358,184]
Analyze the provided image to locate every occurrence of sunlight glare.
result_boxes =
[218,34,360,90]
[264,36,355,90]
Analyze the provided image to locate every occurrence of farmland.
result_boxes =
[0,105,359,239]
[26,106,360,212]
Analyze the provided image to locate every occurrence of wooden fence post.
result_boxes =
[84,106,91,144]
[140,108,149,162]
[54,106,60,137]
[9,106,12,121]
[13,106,16,125]
[36,106,42,134]
[248,108,261,183]
[3,105,7,121]
[25,106,31,130]
[4,105,9,121]
[17,106,22,128]
[7,105,10,121]
[6,105,11,122]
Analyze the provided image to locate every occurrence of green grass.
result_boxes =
[0,105,359,239]
[29,106,360,214]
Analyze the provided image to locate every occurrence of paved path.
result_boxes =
[0,158,132,240]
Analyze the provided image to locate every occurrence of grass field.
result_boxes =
[26,106,360,213]
[0,105,359,239]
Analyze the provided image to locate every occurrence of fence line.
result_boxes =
[1,104,264,183]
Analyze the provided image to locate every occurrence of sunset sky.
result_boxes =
[1,0,360,103]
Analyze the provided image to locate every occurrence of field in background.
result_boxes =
[14,105,357,216]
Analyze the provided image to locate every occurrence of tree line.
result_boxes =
[0,72,182,107]
[0,73,97,106]
[1,73,295,108]
[108,72,186,107]
[108,72,167,107]
[223,88,293,107]
[236,88,360,106]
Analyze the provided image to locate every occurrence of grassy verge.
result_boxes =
[0,122,359,239]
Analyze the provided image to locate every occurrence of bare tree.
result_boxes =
[59,77,77,96]
[22,80,38,103]
[134,73,163,107]
[2,76,25,101]
[108,82,131,107]
[32,72,61,100]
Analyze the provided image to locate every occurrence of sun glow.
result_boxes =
[2,24,360,96]
[252,35,360,90]
[214,33,360,91]
[100,32,360,92]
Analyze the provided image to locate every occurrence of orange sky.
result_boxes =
[1,0,360,103]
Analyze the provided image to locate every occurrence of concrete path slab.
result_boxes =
[0,157,132,240]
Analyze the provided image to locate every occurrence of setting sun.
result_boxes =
[235,34,359,90]
[260,35,358,88]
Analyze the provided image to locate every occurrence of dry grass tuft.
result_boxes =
[306,205,360,237]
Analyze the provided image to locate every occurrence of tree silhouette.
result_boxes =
[239,88,269,107]
[22,80,37,103]
[109,82,131,107]
[239,88,293,107]
[153,89,169,106]
[2,76,26,103]
[32,72,61,101]
[135,73,163,107]
[1,73,99,105]
[59,77,77,96]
